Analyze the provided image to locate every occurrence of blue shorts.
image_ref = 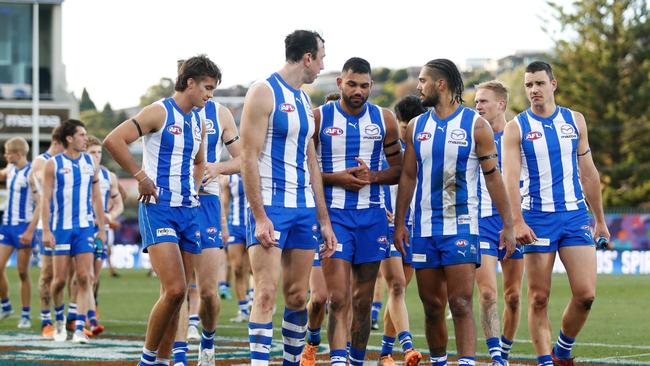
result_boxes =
[246,206,319,250]
[52,227,96,256]
[227,225,247,246]
[522,210,593,254]
[479,216,523,260]
[329,207,390,265]
[138,203,202,254]
[0,223,35,249]
[387,225,413,265]
[198,195,224,250]
[411,234,480,269]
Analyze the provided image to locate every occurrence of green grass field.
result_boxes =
[0,267,649,365]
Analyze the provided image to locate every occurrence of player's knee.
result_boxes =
[17,268,29,282]
[285,288,307,309]
[199,286,217,303]
[51,277,66,292]
[575,292,595,311]
[479,289,497,306]
[448,295,473,318]
[504,291,521,311]
[75,271,93,289]
[163,282,187,304]
[254,286,276,313]
[388,278,406,298]
[529,291,550,310]
[233,263,245,278]
[328,291,350,313]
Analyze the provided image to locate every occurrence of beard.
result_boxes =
[342,92,368,109]
[421,92,439,108]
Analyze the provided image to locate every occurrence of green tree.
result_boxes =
[391,69,409,83]
[139,77,175,107]
[79,88,96,112]
[374,67,391,83]
[548,0,650,207]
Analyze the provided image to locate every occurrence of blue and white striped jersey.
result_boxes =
[142,97,203,207]
[35,152,53,230]
[98,166,111,213]
[516,107,586,212]
[196,100,224,196]
[477,131,503,218]
[51,153,95,230]
[257,72,315,208]
[3,163,33,226]
[412,106,481,237]
[318,101,386,209]
[228,173,246,227]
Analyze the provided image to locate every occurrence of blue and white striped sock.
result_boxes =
[188,314,200,328]
[1,298,11,313]
[486,337,504,365]
[431,354,448,366]
[349,347,366,366]
[249,321,273,366]
[172,341,188,365]
[458,356,475,366]
[75,314,86,332]
[54,305,65,321]
[307,326,321,346]
[41,309,52,327]
[238,301,250,316]
[554,330,576,359]
[88,309,98,327]
[500,336,513,361]
[21,306,30,320]
[282,308,307,366]
[201,329,215,350]
[67,303,77,321]
[371,302,382,321]
[538,354,554,366]
[153,358,169,366]
[397,331,413,353]
[381,335,395,356]
[330,349,347,366]
[138,347,157,366]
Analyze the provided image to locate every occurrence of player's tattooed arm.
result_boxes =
[204,106,242,183]
[475,117,516,258]
[574,112,610,242]
[40,159,56,248]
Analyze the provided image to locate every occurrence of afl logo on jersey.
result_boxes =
[280,103,296,113]
[525,131,543,141]
[167,125,183,135]
[324,127,344,136]
[455,239,468,247]
[416,132,432,141]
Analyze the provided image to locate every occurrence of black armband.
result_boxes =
[483,166,499,176]
[383,139,400,148]
[385,150,401,158]
[478,153,498,161]
[131,118,143,137]
[577,148,591,157]
[224,135,240,146]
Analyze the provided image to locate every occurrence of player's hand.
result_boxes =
[255,215,277,248]
[385,209,394,224]
[138,176,158,204]
[96,229,107,247]
[42,230,56,249]
[593,220,612,249]
[514,218,537,245]
[19,227,34,246]
[353,157,371,182]
[319,223,337,259]
[499,224,517,260]
[203,162,223,185]
[340,166,370,191]
[393,224,409,257]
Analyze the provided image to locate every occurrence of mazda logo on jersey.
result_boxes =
[57,168,71,174]
[280,103,296,113]
[364,125,380,135]
[416,132,432,141]
[205,119,216,135]
[560,124,574,134]
[448,129,468,146]
[526,131,543,141]
[167,125,182,135]
[323,127,344,136]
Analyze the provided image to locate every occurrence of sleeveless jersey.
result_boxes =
[412,106,480,237]
[3,163,33,225]
[196,100,224,196]
[142,97,203,207]
[257,72,315,208]
[51,153,95,230]
[228,173,246,227]
[98,166,111,213]
[515,107,586,212]
[318,101,386,209]
[34,152,52,230]
[477,131,503,218]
